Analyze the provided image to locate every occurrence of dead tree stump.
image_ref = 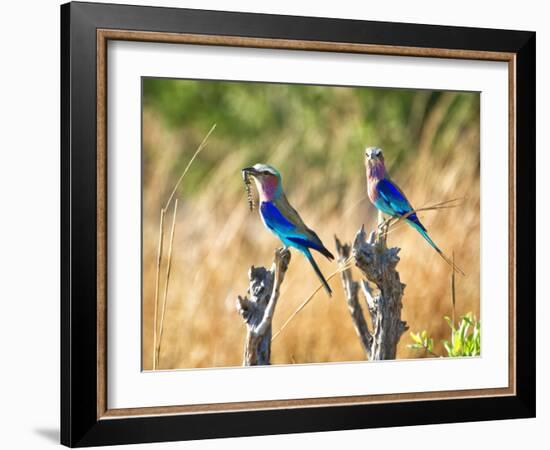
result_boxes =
[336,227,408,360]
[236,248,291,365]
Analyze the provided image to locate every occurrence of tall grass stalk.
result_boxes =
[381,198,465,276]
[156,199,178,368]
[378,198,462,240]
[152,208,166,371]
[451,251,456,326]
[271,258,353,343]
[164,124,216,211]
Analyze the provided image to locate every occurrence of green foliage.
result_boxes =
[408,312,480,357]
[142,78,480,199]
[442,313,481,357]
[409,329,435,354]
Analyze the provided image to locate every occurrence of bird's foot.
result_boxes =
[377,217,394,230]
[376,222,390,247]
[275,246,291,263]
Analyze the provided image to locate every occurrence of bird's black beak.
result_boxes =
[241,167,256,180]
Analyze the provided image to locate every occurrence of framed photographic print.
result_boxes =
[61,1,535,447]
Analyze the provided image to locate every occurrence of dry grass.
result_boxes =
[151,124,216,370]
[141,106,480,370]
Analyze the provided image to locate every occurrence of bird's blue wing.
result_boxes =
[377,178,425,231]
[260,202,330,254]
[260,202,296,233]
[377,178,412,215]
[285,236,327,253]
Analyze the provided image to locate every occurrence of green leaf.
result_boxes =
[462,313,473,326]
[452,330,463,355]
[442,340,452,356]
[458,318,468,340]
[410,332,422,345]
[407,343,423,350]
[410,313,481,358]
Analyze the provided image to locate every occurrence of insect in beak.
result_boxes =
[241,168,255,211]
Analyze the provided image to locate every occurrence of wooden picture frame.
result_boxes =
[61,1,535,446]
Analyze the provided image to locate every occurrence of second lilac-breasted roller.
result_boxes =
[364,147,463,275]
[242,164,335,296]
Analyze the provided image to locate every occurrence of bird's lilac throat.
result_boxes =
[254,175,281,202]
[366,159,386,202]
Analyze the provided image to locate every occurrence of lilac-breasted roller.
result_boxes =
[364,147,463,274]
[242,164,334,296]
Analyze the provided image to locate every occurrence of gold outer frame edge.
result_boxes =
[96,29,516,420]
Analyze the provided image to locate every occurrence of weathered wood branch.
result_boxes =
[236,248,291,366]
[336,226,408,360]
[335,237,372,359]
[354,226,409,359]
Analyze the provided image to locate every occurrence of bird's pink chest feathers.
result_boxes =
[255,175,279,202]
[367,178,380,203]
[366,160,385,204]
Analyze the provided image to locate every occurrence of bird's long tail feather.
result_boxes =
[304,249,333,296]
[408,221,465,276]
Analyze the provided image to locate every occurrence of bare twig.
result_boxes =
[152,208,166,371]
[379,198,465,276]
[384,197,463,232]
[341,194,368,218]
[271,260,353,343]
[156,199,178,368]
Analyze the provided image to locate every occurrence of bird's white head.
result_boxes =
[365,146,384,161]
[364,146,386,181]
[241,163,282,202]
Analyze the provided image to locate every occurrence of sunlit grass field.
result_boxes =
[142,79,480,370]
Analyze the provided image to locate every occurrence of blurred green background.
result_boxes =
[142,78,480,370]
[143,78,479,199]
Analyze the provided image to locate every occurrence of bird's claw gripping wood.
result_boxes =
[236,247,291,365]
[376,218,392,245]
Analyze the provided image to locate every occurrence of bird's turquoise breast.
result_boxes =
[374,197,396,216]
[259,201,296,233]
